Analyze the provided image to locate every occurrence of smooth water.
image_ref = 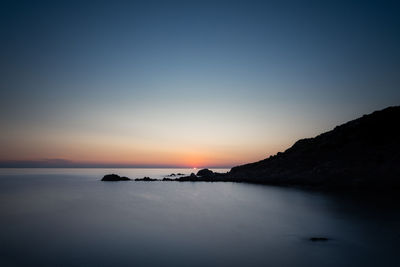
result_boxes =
[0,168,399,267]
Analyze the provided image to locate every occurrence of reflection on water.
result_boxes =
[0,169,399,267]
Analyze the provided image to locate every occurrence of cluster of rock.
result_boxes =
[101,169,226,182]
[101,174,158,181]
[165,173,185,177]
[175,169,228,182]
[135,177,158,181]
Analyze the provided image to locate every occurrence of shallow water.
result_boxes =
[0,168,399,267]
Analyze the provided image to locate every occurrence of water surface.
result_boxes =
[0,168,399,267]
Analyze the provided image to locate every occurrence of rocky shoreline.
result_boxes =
[101,106,400,191]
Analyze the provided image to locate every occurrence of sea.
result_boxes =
[0,168,399,267]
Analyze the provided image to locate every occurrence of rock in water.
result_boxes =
[135,177,158,181]
[196,168,214,177]
[101,174,131,181]
[309,237,329,242]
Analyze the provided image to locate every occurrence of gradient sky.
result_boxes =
[1,0,399,168]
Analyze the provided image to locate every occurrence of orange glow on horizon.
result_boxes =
[0,125,291,168]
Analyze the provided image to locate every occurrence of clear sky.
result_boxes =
[1,0,399,168]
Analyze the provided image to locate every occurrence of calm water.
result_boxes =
[0,168,399,267]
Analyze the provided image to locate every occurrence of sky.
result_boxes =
[0,0,399,168]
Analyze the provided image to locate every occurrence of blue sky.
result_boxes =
[1,0,399,167]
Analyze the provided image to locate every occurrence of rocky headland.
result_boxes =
[102,106,400,190]
[226,106,400,190]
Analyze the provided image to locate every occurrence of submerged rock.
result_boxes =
[101,174,131,181]
[309,237,329,242]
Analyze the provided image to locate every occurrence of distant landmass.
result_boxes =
[104,106,399,190]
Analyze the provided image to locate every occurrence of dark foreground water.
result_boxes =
[0,168,399,267]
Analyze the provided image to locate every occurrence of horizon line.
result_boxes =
[0,159,233,169]
[0,166,233,169]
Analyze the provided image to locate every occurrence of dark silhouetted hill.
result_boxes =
[227,106,400,190]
